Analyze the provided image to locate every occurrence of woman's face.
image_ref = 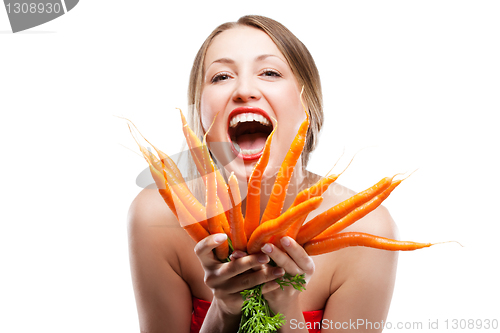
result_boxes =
[200,26,306,180]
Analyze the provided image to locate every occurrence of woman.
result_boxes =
[128,15,398,333]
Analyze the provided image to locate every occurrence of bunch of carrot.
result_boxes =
[124,103,438,262]
[123,99,455,333]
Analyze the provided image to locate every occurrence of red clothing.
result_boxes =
[191,297,324,333]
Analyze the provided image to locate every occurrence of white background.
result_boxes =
[1,1,499,332]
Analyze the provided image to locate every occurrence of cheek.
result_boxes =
[200,92,217,132]
[269,87,305,128]
[200,92,228,140]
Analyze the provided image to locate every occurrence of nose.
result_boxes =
[232,76,261,103]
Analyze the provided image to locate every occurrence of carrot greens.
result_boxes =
[239,285,285,333]
[239,270,306,333]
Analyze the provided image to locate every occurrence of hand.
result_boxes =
[193,233,284,316]
[259,236,315,313]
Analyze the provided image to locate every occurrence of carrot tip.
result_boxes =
[269,115,277,127]
[203,111,219,145]
[299,86,309,121]
[434,240,464,247]
[117,143,144,159]
[325,147,345,177]
[391,168,419,183]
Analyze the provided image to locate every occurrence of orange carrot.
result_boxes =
[119,116,185,181]
[202,125,229,260]
[247,196,323,254]
[128,124,208,229]
[170,195,209,242]
[293,174,339,207]
[227,172,247,252]
[179,109,232,215]
[179,109,208,177]
[304,232,434,255]
[260,100,309,224]
[280,151,359,243]
[147,158,208,240]
[200,119,231,234]
[288,147,362,209]
[170,189,208,239]
[244,124,276,239]
[284,174,338,241]
[266,173,338,249]
[147,164,178,219]
[270,214,310,251]
[147,147,207,224]
[206,164,229,260]
[163,166,207,224]
[296,176,394,245]
[183,223,210,243]
[312,179,403,240]
[127,124,178,217]
[127,123,213,234]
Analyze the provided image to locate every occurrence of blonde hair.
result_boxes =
[187,15,323,182]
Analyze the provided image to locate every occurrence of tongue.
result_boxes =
[236,133,268,152]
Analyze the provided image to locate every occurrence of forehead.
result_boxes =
[204,26,286,68]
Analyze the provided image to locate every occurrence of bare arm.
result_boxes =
[128,188,193,333]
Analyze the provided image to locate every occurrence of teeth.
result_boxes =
[240,148,262,155]
[229,113,271,128]
[233,142,241,152]
[232,141,262,155]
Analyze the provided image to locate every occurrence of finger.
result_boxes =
[251,264,267,272]
[261,280,282,294]
[230,250,247,261]
[261,242,302,276]
[224,265,285,294]
[218,252,271,279]
[194,233,228,268]
[280,236,315,275]
[204,252,272,289]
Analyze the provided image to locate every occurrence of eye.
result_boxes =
[211,72,232,83]
[260,69,282,78]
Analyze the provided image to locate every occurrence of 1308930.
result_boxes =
[6,3,62,14]
[444,319,498,330]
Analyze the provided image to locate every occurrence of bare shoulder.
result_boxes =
[128,188,190,268]
[127,188,196,333]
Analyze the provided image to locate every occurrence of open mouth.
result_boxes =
[227,107,273,160]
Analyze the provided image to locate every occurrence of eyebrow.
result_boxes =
[255,54,283,62]
[210,57,235,65]
[208,54,285,67]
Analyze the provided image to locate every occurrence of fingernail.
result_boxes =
[280,237,291,247]
[274,268,285,276]
[261,243,273,253]
[231,251,246,260]
[214,233,227,243]
[258,254,269,263]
